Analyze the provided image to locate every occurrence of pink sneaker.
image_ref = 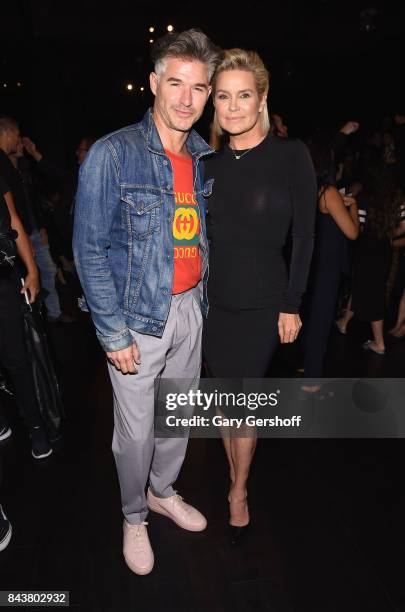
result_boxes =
[147,489,207,532]
[123,520,154,575]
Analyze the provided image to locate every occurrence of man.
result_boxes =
[73,29,220,575]
[0,116,74,323]
[0,175,52,460]
[0,117,33,237]
[21,135,94,284]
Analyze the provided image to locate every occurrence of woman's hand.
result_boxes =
[278,312,302,343]
[342,195,357,208]
[21,271,40,304]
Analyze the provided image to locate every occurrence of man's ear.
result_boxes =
[150,72,158,96]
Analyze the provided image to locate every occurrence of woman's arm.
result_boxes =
[278,141,318,343]
[3,190,40,303]
[320,186,359,240]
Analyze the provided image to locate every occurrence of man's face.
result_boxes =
[150,57,211,134]
[76,139,90,165]
[15,137,24,158]
[6,127,20,154]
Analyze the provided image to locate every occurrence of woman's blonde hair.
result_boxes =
[211,48,270,137]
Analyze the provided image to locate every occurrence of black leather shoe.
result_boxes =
[229,524,249,546]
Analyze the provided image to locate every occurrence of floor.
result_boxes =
[1,307,405,611]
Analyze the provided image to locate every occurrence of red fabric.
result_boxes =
[166,150,201,294]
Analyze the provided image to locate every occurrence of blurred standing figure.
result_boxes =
[0,116,74,323]
[302,132,359,382]
[338,166,405,354]
[270,112,288,137]
[0,177,52,459]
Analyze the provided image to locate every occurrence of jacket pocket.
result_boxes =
[120,189,162,240]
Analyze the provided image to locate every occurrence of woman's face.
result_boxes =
[214,69,267,136]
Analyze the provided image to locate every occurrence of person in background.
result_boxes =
[270,112,288,137]
[0,116,74,323]
[0,177,52,459]
[23,135,95,295]
[337,166,405,354]
[301,133,359,383]
[9,138,76,323]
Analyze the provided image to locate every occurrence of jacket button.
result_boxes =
[162,289,168,295]
[152,326,157,332]
[163,160,168,166]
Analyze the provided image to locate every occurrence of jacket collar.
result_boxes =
[140,108,214,159]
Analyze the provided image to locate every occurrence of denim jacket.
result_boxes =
[73,109,214,352]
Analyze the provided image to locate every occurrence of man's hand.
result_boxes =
[278,312,302,344]
[340,121,360,136]
[21,272,40,304]
[107,343,141,374]
[22,137,43,162]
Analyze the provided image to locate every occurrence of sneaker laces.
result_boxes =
[173,494,193,517]
[128,521,149,552]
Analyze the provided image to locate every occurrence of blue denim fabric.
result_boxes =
[73,109,214,352]
[30,230,61,318]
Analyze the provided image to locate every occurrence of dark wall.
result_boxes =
[1,1,403,165]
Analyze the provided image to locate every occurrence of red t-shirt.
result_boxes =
[166,150,201,294]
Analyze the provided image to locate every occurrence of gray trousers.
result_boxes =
[108,285,202,524]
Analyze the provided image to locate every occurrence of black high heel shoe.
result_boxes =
[228,495,249,546]
[229,523,249,545]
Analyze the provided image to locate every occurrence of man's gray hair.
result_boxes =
[151,28,221,82]
[0,116,19,134]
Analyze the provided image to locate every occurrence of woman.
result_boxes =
[301,135,359,382]
[337,166,405,353]
[203,49,317,542]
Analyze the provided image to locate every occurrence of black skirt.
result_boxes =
[203,305,279,378]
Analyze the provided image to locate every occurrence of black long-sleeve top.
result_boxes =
[0,150,38,235]
[204,134,317,313]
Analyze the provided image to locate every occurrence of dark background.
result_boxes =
[0,0,403,165]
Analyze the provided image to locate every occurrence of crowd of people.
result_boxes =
[0,29,404,576]
[0,120,94,551]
